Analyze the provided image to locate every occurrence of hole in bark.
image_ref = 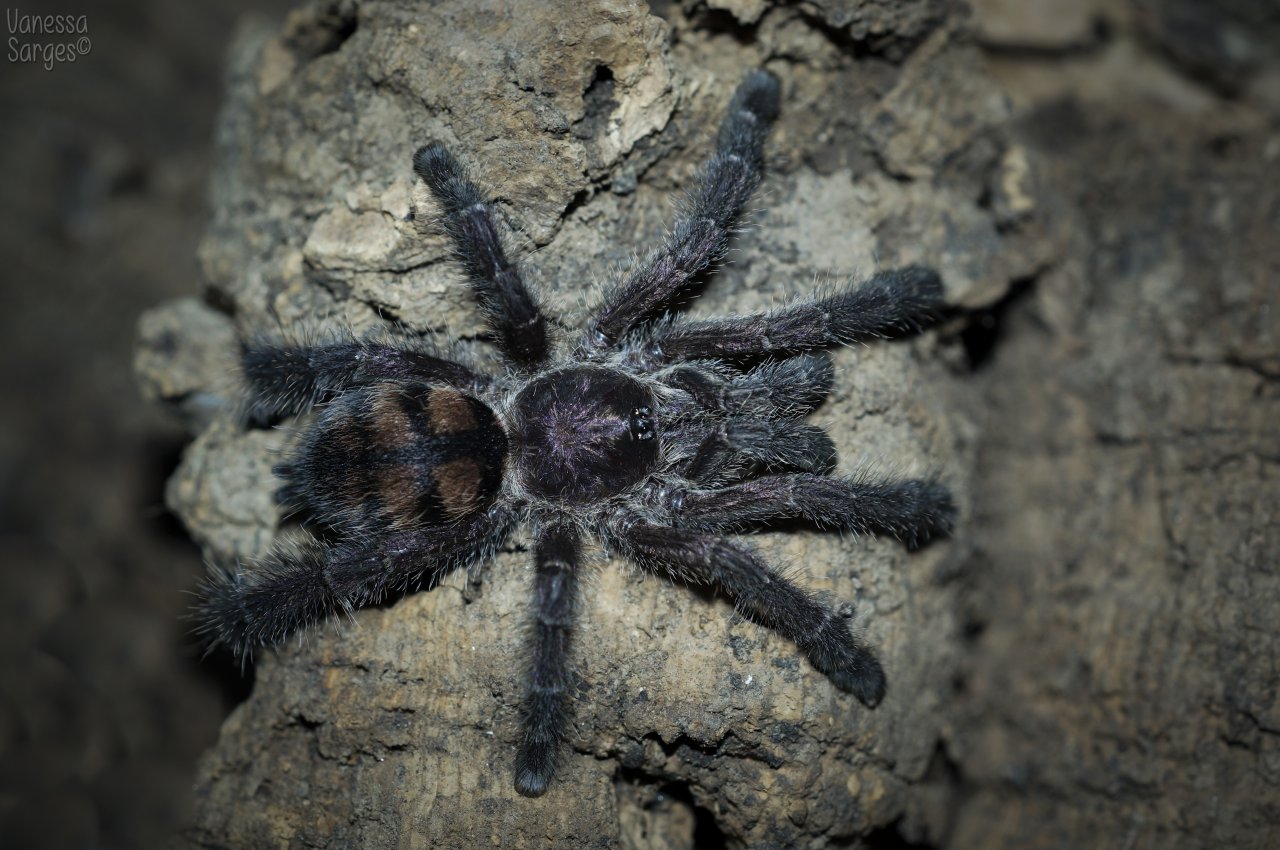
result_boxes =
[562,186,592,220]
[689,799,727,847]
[687,7,758,45]
[573,65,617,141]
[616,771,728,850]
[286,1,358,61]
[955,274,1037,371]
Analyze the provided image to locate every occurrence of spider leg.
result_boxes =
[515,525,581,798]
[646,266,944,363]
[583,70,781,353]
[195,514,508,659]
[670,472,955,548]
[662,353,834,419]
[728,354,835,417]
[680,418,837,484]
[413,143,549,367]
[612,517,886,707]
[243,340,482,420]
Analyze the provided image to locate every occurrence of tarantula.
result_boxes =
[197,69,954,797]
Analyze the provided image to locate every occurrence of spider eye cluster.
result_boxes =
[511,367,659,504]
[630,406,655,442]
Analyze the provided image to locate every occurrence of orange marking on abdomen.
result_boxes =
[427,389,478,434]
[434,457,483,518]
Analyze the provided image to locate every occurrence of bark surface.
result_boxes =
[945,2,1280,847]
[137,0,1280,848]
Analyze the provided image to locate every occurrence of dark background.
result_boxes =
[0,3,292,847]
[1,1,1276,848]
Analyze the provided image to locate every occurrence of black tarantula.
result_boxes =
[198,69,954,797]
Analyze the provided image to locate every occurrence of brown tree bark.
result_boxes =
[946,2,1280,847]
[136,0,1280,848]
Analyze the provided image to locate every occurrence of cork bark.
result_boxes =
[135,0,1053,847]
[945,2,1280,847]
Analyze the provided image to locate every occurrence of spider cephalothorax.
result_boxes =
[197,69,954,797]
[511,367,660,504]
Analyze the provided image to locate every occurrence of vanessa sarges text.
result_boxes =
[7,9,91,71]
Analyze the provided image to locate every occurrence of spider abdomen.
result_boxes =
[278,383,507,530]
[510,367,659,504]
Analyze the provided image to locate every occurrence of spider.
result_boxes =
[197,69,955,797]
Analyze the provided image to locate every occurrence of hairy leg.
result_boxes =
[680,417,837,484]
[670,472,955,548]
[729,354,835,416]
[515,525,581,797]
[612,517,885,707]
[195,514,508,659]
[646,266,944,363]
[413,143,549,367]
[583,70,781,353]
[661,353,835,419]
[242,340,482,420]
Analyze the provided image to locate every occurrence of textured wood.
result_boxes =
[948,32,1280,850]
[136,1,1051,846]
